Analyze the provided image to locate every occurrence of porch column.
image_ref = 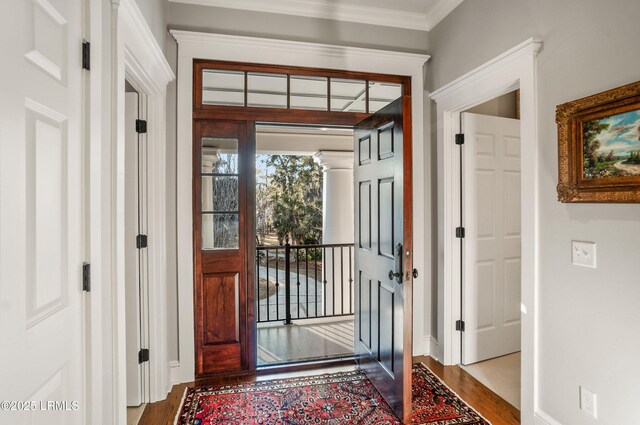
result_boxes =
[201,148,219,248]
[314,151,354,316]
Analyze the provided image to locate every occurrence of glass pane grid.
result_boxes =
[202,69,245,106]
[290,75,328,111]
[247,72,287,109]
[201,137,240,250]
[201,68,403,114]
[368,81,403,113]
[330,78,366,112]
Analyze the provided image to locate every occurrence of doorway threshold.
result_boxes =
[256,356,357,376]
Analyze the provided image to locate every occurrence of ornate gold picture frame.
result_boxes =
[556,81,640,203]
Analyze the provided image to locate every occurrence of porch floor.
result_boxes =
[257,316,354,365]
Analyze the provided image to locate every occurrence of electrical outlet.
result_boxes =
[572,241,596,268]
[580,386,598,419]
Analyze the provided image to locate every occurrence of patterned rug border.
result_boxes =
[174,363,493,425]
[415,363,492,425]
[174,387,189,425]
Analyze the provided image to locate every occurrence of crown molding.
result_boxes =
[117,0,175,85]
[170,30,430,67]
[169,0,462,31]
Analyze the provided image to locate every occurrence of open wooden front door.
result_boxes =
[193,120,255,377]
[354,97,413,423]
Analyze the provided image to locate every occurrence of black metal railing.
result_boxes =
[256,243,354,324]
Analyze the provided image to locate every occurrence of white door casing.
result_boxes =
[171,31,429,383]
[0,0,85,423]
[430,38,541,425]
[462,113,521,365]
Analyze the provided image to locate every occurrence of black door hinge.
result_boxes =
[135,119,147,134]
[82,41,90,71]
[82,263,91,292]
[455,133,465,145]
[455,227,465,238]
[455,320,465,332]
[136,234,148,249]
[138,349,150,364]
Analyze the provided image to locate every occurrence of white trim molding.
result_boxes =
[422,335,439,358]
[111,0,174,422]
[535,410,564,425]
[169,0,462,31]
[430,37,542,425]
[171,30,430,384]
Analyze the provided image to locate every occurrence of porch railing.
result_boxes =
[256,243,355,324]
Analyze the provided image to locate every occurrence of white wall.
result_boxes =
[167,2,430,53]
[428,1,640,424]
[134,0,168,46]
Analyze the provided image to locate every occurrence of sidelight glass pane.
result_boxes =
[202,213,239,249]
[368,81,402,113]
[201,137,239,174]
[290,76,328,110]
[247,72,287,108]
[202,69,245,106]
[330,78,366,112]
[201,137,239,250]
[202,176,239,212]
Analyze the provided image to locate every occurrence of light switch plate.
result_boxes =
[572,241,596,268]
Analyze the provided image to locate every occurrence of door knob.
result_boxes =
[412,268,419,278]
[389,270,402,280]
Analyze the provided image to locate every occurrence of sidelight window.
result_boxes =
[201,137,240,249]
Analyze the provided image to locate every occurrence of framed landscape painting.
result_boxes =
[557,80,640,202]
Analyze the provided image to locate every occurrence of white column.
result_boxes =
[314,151,354,316]
[201,148,219,249]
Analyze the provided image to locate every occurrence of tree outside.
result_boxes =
[256,154,323,246]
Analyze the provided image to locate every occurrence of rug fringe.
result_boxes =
[417,362,493,425]
[173,387,188,425]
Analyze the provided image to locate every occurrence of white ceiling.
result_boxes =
[169,0,463,31]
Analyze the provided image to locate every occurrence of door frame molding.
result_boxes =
[171,30,430,384]
[430,38,541,424]
[101,0,174,422]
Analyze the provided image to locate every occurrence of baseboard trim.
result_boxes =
[535,409,563,425]
[169,360,181,385]
[421,335,439,358]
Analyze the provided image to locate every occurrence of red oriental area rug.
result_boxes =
[175,363,490,424]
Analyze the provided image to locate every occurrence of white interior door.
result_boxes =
[462,112,521,365]
[125,91,150,406]
[0,0,85,423]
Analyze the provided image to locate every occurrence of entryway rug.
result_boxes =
[175,363,490,424]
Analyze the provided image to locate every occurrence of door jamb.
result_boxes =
[430,38,541,425]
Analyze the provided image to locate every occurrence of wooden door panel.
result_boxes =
[378,178,395,258]
[194,120,254,377]
[358,272,373,351]
[354,97,412,423]
[378,281,395,375]
[203,273,240,345]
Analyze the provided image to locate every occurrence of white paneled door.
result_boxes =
[462,113,521,365]
[0,0,85,423]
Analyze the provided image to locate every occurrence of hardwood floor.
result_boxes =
[138,356,519,425]
[415,356,520,425]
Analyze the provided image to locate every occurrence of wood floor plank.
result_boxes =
[414,356,520,425]
[139,356,520,425]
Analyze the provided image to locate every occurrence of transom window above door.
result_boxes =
[195,60,405,114]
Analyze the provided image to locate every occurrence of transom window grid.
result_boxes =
[195,60,406,115]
